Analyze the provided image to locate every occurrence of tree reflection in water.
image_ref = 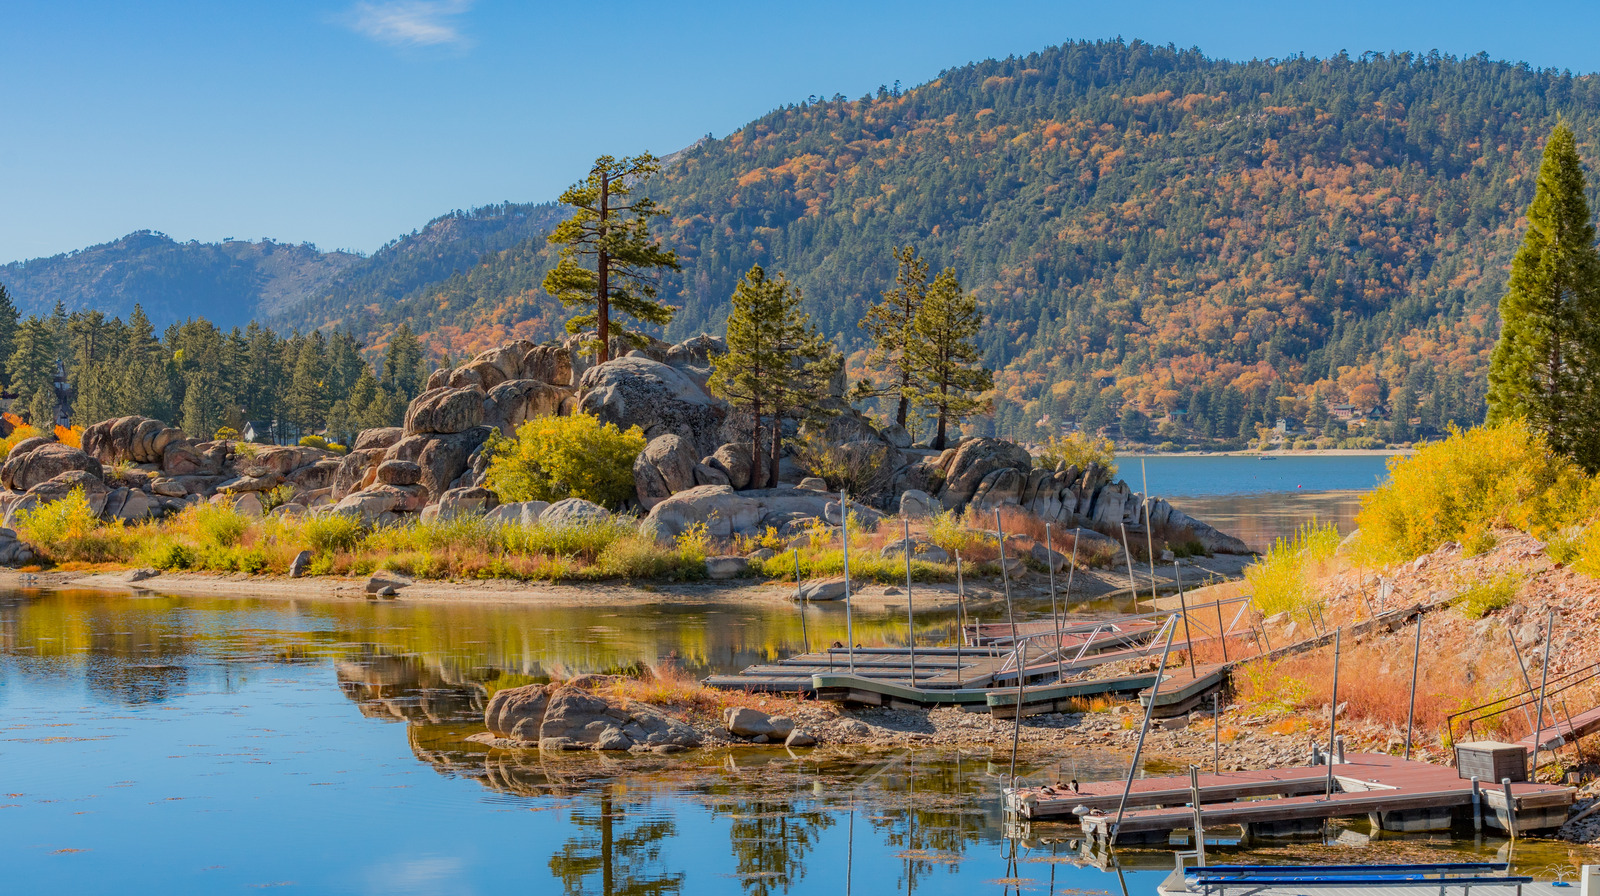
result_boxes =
[550,784,682,896]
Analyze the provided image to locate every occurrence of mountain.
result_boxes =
[0,231,360,329]
[290,41,1600,441]
[12,40,1600,442]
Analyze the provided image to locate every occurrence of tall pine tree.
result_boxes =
[708,265,841,488]
[906,268,993,448]
[1487,123,1600,469]
[543,154,681,363]
[852,246,928,427]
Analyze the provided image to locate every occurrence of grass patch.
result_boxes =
[1452,574,1521,619]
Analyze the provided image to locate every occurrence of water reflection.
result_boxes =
[4,586,1598,894]
[1172,490,1365,552]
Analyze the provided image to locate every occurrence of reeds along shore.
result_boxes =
[8,492,1131,585]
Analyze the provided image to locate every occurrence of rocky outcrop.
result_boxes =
[577,356,727,459]
[633,434,698,511]
[484,681,701,753]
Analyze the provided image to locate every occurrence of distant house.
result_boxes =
[242,421,275,444]
[1329,404,1357,422]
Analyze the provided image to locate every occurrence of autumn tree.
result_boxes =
[905,269,992,448]
[852,246,928,427]
[708,265,842,488]
[543,154,681,364]
[1487,123,1600,469]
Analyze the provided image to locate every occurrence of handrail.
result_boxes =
[1447,661,1600,743]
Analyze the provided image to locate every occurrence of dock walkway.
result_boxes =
[1007,753,1575,842]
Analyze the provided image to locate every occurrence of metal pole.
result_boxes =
[1471,775,1482,833]
[1530,608,1556,779]
[996,508,1018,647]
[1119,521,1139,613]
[796,549,810,656]
[841,490,854,673]
[1141,458,1159,605]
[1325,628,1342,800]
[954,552,965,686]
[1403,615,1422,761]
[1501,777,1517,839]
[1047,523,1064,680]
[1009,640,1028,788]
[1064,533,1079,606]
[1175,567,1198,678]
[1213,692,1221,774]
[1110,617,1178,846]
[903,519,916,683]
[1212,579,1229,665]
[1189,765,1206,867]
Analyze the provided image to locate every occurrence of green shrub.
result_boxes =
[790,433,898,496]
[484,414,645,508]
[301,515,366,554]
[1453,575,1521,619]
[1353,421,1596,565]
[1035,432,1117,476]
[181,504,250,549]
[14,488,138,563]
[1245,520,1341,616]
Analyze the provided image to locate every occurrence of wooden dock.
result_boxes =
[1006,752,1576,843]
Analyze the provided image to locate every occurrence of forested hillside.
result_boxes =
[11,40,1600,445]
[305,41,1600,442]
[0,232,359,329]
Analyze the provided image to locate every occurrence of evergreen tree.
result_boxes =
[118,305,174,422]
[382,323,425,398]
[286,331,328,436]
[0,284,19,387]
[852,246,927,427]
[543,154,681,363]
[708,265,842,488]
[1487,123,1600,468]
[7,317,55,426]
[905,269,992,448]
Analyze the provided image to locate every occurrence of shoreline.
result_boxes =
[4,552,1255,611]
[1119,448,1409,458]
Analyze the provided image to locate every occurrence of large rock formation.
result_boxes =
[578,356,728,459]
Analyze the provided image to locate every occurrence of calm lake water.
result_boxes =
[3,589,1582,893]
[1122,454,1398,551]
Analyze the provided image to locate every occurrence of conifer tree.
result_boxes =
[709,265,842,488]
[1487,123,1600,468]
[905,269,992,448]
[853,246,928,427]
[382,323,425,399]
[7,317,55,425]
[543,154,681,363]
[286,331,328,436]
[118,305,174,422]
[0,284,19,387]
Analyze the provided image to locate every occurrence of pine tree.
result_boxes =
[7,317,55,426]
[382,323,425,398]
[286,331,328,436]
[118,305,174,422]
[905,269,993,448]
[543,154,681,363]
[0,284,19,388]
[852,246,928,427]
[1487,123,1600,468]
[708,265,842,488]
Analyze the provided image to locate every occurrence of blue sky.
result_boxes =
[5,0,1600,265]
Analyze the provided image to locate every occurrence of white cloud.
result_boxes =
[342,0,474,49]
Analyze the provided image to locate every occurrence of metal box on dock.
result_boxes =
[1454,741,1527,783]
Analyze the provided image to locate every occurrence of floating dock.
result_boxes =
[1006,752,1575,843]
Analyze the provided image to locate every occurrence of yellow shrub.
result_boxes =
[1035,432,1117,476]
[1245,520,1340,616]
[54,425,82,449]
[485,414,645,508]
[0,423,43,458]
[1353,421,1596,565]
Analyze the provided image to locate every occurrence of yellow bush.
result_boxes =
[1035,432,1117,477]
[1245,520,1340,616]
[54,425,82,448]
[1353,421,1596,565]
[14,487,137,564]
[485,414,646,508]
[1453,574,1522,619]
[0,423,43,458]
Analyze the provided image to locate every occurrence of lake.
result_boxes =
[1121,453,1398,551]
[0,588,1566,894]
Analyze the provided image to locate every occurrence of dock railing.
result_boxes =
[1447,661,1600,748]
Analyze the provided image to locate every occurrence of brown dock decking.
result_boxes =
[1007,752,1576,842]
[1519,703,1600,751]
